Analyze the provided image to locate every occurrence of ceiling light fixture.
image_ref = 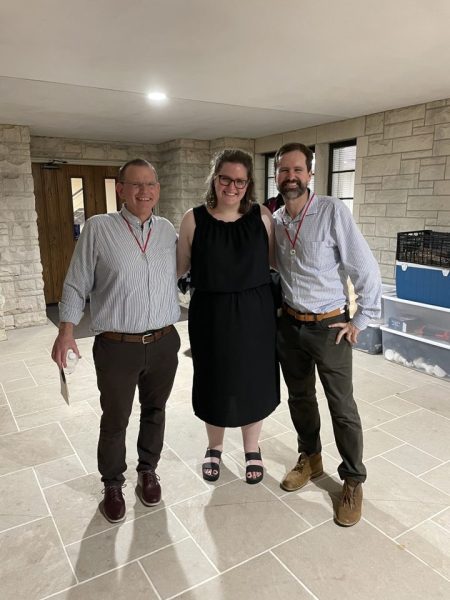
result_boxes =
[147,91,167,101]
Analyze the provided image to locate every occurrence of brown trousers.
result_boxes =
[93,327,180,485]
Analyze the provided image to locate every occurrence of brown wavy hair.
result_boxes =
[204,149,256,214]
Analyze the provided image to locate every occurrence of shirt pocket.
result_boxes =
[300,240,337,271]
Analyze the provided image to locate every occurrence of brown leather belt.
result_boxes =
[282,303,345,322]
[99,325,174,344]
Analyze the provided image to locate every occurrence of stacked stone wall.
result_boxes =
[0,125,47,333]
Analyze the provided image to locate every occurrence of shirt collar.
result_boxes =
[281,190,318,224]
[121,204,153,228]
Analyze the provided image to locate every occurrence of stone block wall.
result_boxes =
[157,139,210,229]
[355,99,450,280]
[0,125,47,333]
[30,136,159,166]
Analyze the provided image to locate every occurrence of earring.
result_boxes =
[206,197,216,209]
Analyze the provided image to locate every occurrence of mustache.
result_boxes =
[281,179,302,188]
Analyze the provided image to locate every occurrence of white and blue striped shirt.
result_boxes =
[59,205,180,333]
[273,194,381,330]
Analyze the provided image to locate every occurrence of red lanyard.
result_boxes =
[283,192,315,256]
[121,215,152,253]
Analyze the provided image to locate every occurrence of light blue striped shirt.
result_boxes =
[273,194,381,330]
[59,205,180,333]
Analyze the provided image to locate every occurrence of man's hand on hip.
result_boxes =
[328,321,360,345]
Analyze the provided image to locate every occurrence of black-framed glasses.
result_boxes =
[216,175,249,189]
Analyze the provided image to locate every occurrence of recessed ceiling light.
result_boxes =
[147,91,167,101]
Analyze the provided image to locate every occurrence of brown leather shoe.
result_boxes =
[335,478,363,527]
[137,470,161,506]
[280,452,323,491]
[101,485,126,523]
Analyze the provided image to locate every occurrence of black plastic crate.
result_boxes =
[396,230,450,267]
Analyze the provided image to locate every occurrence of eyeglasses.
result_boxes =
[216,175,249,189]
[121,181,158,190]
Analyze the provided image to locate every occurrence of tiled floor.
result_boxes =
[0,320,449,600]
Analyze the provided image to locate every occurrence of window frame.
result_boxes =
[327,139,357,199]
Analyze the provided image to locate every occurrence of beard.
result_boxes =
[279,179,308,200]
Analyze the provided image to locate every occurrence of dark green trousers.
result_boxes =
[277,312,366,482]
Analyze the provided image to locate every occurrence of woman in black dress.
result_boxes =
[177,149,279,484]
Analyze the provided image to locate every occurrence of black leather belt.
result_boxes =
[99,325,173,344]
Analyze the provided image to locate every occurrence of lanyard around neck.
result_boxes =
[283,192,315,256]
[121,215,152,254]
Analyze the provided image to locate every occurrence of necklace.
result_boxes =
[121,215,152,253]
[283,193,315,256]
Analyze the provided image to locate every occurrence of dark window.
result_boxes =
[328,140,356,211]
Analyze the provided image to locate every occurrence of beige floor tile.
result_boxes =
[66,509,186,581]
[50,562,158,600]
[45,474,114,545]
[0,404,18,434]
[0,517,75,599]
[0,388,7,406]
[353,369,410,403]
[154,449,209,505]
[324,427,402,462]
[221,415,290,453]
[25,360,62,386]
[0,359,30,384]
[398,383,450,419]
[175,552,312,600]
[373,394,422,416]
[4,376,37,392]
[357,398,398,429]
[0,468,48,531]
[168,386,192,406]
[383,444,443,476]
[0,422,74,476]
[35,455,87,488]
[433,508,450,532]
[171,480,309,571]
[58,412,100,437]
[164,403,217,466]
[64,428,99,473]
[7,381,74,416]
[420,462,450,495]
[273,519,450,600]
[398,520,450,580]
[363,457,449,537]
[355,352,436,387]
[282,474,342,526]
[16,400,96,431]
[140,538,218,599]
[380,409,450,460]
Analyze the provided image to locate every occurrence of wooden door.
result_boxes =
[33,163,120,304]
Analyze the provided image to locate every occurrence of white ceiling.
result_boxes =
[1,0,450,145]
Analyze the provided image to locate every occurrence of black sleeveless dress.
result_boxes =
[189,204,280,427]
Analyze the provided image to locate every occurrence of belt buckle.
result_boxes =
[142,332,154,344]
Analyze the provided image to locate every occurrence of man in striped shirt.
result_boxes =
[52,159,181,523]
[273,143,382,527]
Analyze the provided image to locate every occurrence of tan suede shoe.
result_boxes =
[280,452,323,491]
[335,478,363,526]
